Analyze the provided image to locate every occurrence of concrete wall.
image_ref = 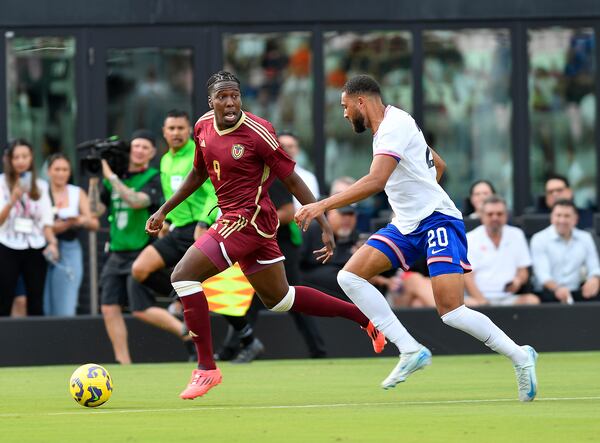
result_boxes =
[1,304,598,366]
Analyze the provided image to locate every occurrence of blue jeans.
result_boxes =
[44,239,83,316]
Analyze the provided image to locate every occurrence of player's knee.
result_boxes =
[170,262,187,283]
[440,304,467,327]
[101,304,121,318]
[337,270,363,292]
[131,309,147,320]
[171,280,203,299]
[268,286,295,312]
[131,259,149,282]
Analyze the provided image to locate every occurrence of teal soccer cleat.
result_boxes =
[381,346,432,389]
[514,345,538,402]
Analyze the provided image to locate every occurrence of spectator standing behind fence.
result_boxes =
[0,139,58,316]
[93,130,163,364]
[530,199,600,303]
[465,195,540,306]
[44,154,99,316]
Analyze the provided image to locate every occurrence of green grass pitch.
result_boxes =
[1,352,599,442]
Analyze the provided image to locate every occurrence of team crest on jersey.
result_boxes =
[231,144,245,159]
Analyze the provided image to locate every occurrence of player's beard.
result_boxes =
[351,114,366,133]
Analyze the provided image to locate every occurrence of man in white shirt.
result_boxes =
[295,74,537,402]
[278,131,320,210]
[465,195,540,306]
[530,199,600,303]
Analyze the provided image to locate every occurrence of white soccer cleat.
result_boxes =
[514,345,538,402]
[381,346,432,389]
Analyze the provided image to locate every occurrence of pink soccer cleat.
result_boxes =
[179,368,222,400]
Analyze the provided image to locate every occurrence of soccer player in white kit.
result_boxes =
[295,75,538,401]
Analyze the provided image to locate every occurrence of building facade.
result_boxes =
[2,0,600,213]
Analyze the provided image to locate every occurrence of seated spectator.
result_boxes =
[385,270,436,308]
[530,199,600,303]
[330,176,355,195]
[462,180,496,220]
[527,174,593,229]
[465,195,540,306]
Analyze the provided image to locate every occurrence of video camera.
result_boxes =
[77,136,130,177]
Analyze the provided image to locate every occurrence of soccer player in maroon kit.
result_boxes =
[146,71,385,399]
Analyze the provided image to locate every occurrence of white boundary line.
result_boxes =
[1,396,599,418]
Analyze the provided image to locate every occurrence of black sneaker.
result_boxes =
[230,338,265,364]
[214,346,239,361]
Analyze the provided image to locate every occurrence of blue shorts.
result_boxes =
[366,212,472,277]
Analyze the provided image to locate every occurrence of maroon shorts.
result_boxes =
[194,216,285,275]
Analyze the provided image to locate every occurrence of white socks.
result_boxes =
[338,270,421,354]
[441,305,528,365]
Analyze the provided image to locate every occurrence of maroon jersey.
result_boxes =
[193,110,295,238]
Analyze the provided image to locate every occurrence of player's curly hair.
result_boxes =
[342,75,381,96]
[206,71,241,94]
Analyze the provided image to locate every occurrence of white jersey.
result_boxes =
[373,106,462,234]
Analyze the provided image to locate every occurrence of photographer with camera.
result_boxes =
[92,129,198,363]
[90,129,163,364]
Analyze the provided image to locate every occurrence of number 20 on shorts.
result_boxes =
[427,227,448,248]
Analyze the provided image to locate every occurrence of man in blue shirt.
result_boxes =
[530,199,600,303]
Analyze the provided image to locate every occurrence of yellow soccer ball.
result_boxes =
[69,364,113,407]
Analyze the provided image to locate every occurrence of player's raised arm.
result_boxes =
[146,158,209,236]
[294,155,397,232]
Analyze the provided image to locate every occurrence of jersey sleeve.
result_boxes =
[373,114,416,162]
[253,120,296,179]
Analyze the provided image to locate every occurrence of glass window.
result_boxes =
[423,29,512,209]
[106,48,193,153]
[528,27,596,208]
[6,35,77,171]
[223,32,313,169]
[324,31,413,183]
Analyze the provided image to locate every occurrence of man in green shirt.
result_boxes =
[132,110,217,288]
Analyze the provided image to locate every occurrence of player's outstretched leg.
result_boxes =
[172,281,222,399]
[247,263,386,354]
[278,285,386,353]
[338,270,431,388]
[434,274,538,402]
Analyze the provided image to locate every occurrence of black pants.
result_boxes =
[540,287,598,303]
[0,244,47,316]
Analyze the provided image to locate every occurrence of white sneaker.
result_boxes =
[381,346,432,389]
[514,345,538,402]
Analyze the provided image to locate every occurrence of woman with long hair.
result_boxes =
[0,139,58,315]
[44,153,99,316]
[463,180,496,219]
